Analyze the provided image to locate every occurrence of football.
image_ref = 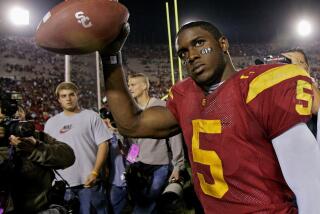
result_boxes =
[35,0,129,55]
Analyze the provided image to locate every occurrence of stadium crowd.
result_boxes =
[1,35,320,130]
[1,33,320,213]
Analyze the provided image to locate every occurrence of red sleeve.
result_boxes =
[246,64,313,139]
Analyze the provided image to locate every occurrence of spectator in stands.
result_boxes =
[44,82,112,214]
[100,21,320,213]
[126,73,185,214]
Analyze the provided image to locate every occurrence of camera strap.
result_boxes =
[53,170,70,188]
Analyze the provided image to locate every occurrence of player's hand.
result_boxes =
[84,172,98,188]
[99,22,130,56]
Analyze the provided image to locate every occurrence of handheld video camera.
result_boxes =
[0,91,35,147]
[255,54,293,65]
[99,107,113,120]
[263,55,292,64]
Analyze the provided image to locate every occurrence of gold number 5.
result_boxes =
[192,119,229,198]
[296,80,312,115]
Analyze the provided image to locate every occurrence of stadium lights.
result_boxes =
[297,20,312,37]
[9,7,30,26]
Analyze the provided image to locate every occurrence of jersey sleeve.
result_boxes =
[245,64,313,139]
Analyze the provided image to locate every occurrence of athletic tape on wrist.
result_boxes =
[102,52,122,65]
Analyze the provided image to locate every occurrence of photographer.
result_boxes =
[0,96,75,214]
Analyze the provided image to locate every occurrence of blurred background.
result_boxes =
[0,0,319,129]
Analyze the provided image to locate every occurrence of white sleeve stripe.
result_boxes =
[272,123,320,214]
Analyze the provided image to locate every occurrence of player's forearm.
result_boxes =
[102,62,144,136]
[101,54,180,138]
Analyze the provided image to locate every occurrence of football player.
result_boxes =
[100,21,320,213]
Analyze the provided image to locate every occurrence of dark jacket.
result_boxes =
[0,133,75,214]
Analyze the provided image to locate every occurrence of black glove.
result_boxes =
[99,22,130,57]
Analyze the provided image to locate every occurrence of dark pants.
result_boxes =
[64,183,108,214]
[109,185,128,214]
[131,164,169,214]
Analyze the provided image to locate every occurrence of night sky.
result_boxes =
[0,0,319,44]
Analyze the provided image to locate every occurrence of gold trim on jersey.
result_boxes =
[246,64,310,103]
[168,88,173,100]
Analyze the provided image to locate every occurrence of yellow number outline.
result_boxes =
[192,119,229,198]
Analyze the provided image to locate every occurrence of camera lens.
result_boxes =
[10,121,35,138]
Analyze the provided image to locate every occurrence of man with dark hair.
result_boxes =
[99,21,320,213]
[177,21,223,41]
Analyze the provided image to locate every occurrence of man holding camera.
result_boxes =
[0,102,75,213]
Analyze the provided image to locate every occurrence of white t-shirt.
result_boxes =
[44,109,112,186]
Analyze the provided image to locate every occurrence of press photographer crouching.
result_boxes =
[0,91,75,214]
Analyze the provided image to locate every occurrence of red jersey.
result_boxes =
[167,64,312,213]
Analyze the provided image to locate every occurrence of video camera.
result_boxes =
[255,55,292,65]
[99,107,113,120]
[0,91,36,147]
[263,55,292,64]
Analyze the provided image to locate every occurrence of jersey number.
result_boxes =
[192,119,229,198]
[296,80,312,115]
